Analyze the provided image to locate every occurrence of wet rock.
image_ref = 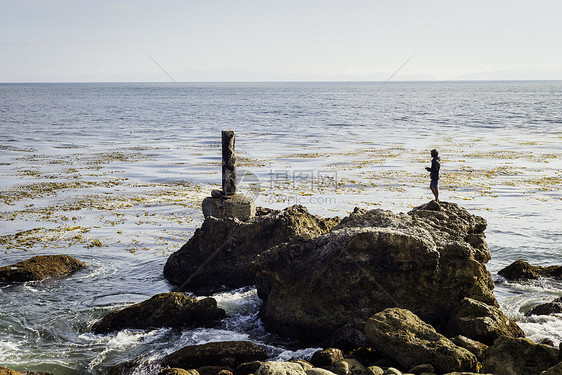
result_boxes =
[235,362,265,375]
[255,202,497,344]
[310,348,344,368]
[447,297,524,345]
[481,336,560,375]
[0,255,86,282]
[450,335,488,362]
[164,205,339,292]
[364,308,478,374]
[528,297,562,316]
[498,259,562,280]
[162,341,269,370]
[255,362,307,375]
[92,292,225,333]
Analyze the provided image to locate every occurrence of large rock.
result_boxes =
[254,202,498,343]
[447,297,524,345]
[0,255,86,282]
[310,348,344,368]
[92,292,225,333]
[481,336,560,375]
[527,297,562,316]
[364,308,478,374]
[164,205,340,292]
[255,362,307,375]
[162,341,269,370]
[498,259,562,280]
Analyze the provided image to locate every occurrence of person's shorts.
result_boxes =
[430,179,439,189]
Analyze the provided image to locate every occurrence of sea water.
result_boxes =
[0,81,561,374]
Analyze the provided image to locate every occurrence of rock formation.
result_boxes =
[481,336,560,375]
[164,205,339,292]
[447,297,524,345]
[364,308,478,373]
[254,201,509,344]
[527,296,562,316]
[0,255,86,283]
[498,259,562,280]
[161,341,269,370]
[92,292,225,333]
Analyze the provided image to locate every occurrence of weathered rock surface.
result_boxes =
[0,255,86,283]
[254,202,499,343]
[255,362,307,375]
[310,348,344,368]
[447,297,524,345]
[450,335,488,362]
[164,205,339,292]
[364,308,478,374]
[162,341,269,370]
[481,336,560,375]
[528,297,562,316]
[331,359,369,375]
[235,361,264,375]
[92,292,225,333]
[541,362,562,375]
[498,259,562,280]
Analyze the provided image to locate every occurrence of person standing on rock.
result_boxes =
[425,149,440,202]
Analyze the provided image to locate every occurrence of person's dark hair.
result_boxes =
[431,149,438,157]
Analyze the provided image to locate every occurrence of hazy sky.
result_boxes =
[1,0,562,82]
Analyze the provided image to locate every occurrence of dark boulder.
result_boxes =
[309,348,344,368]
[0,255,86,283]
[481,336,560,375]
[364,308,478,373]
[498,260,562,280]
[92,292,225,334]
[162,341,269,370]
[164,205,339,292]
[254,202,499,344]
[447,297,524,345]
[527,297,562,316]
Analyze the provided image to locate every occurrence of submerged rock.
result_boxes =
[162,341,269,370]
[498,259,562,280]
[0,255,86,283]
[92,292,225,333]
[527,297,562,316]
[254,202,501,344]
[447,297,524,345]
[481,336,560,375]
[164,205,340,292]
[364,308,478,374]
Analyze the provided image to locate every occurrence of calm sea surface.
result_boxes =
[1,81,561,374]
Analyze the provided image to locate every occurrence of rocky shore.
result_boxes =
[2,202,561,375]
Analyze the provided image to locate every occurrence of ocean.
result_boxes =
[0,81,561,374]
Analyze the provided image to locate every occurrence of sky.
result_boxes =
[1,0,562,82]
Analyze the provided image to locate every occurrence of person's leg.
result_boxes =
[431,187,439,202]
[430,180,439,202]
